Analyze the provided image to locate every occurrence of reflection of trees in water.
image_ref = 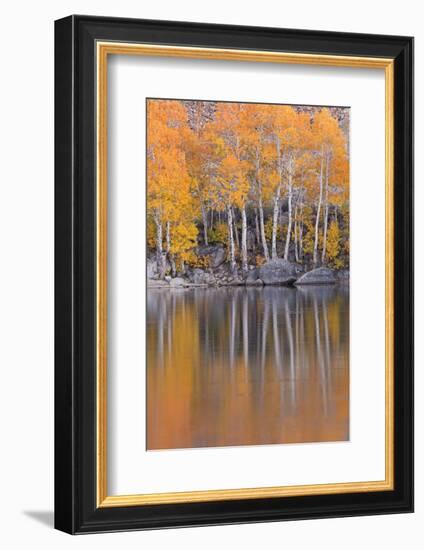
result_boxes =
[147,286,349,450]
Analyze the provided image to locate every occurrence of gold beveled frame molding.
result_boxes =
[96,41,395,508]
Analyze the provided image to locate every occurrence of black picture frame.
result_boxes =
[55,14,414,534]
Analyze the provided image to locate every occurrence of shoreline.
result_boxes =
[147,279,350,290]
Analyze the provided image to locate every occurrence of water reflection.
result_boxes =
[147,286,349,450]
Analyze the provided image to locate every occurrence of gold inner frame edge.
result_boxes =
[96,41,394,508]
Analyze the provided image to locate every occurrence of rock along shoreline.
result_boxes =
[148,258,349,290]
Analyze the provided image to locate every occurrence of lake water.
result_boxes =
[147,286,349,450]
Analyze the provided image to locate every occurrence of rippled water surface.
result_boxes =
[147,286,349,450]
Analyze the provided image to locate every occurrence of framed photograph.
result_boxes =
[54,15,413,534]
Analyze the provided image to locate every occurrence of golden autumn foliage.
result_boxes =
[147,99,350,276]
[208,222,228,246]
[326,220,342,268]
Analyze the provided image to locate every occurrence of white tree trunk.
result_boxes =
[232,208,240,249]
[294,206,299,263]
[271,183,282,259]
[258,196,269,261]
[313,146,325,265]
[227,205,236,272]
[299,204,304,261]
[241,205,248,272]
[254,208,260,247]
[272,135,283,260]
[255,151,269,262]
[321,152,330,264]
[166,221,176,277]
[201,203,208,246]
[284,166,293,261]
[322,205,329,263]
[154,213,165,279]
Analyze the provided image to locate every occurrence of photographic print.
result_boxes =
[55,17,413,532]
[146,98,350,451]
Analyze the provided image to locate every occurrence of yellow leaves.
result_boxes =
[275,109,312,153]
[146,98,349,269]
[327,220,349,269]
[329,153,350,202]
[147,100,195,228]
[300,206,315,255]
[169,221,198,258]
[313,108,339,139]
[264,217,281,241]
[264,170,280,197]
[187,254,210,269]
[146,216,157,250]
[208,222,227,245]
[326,220,341,266]
[312,108,347,164]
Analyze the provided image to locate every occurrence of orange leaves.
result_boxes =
[147,101,349,216]
[204,103,252,210]
[147,100,194,216]
[146,98,349,269]
[326,220,342,268]
[312,108,342,147]
[168,221,198,260]
[147,99,198,263]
